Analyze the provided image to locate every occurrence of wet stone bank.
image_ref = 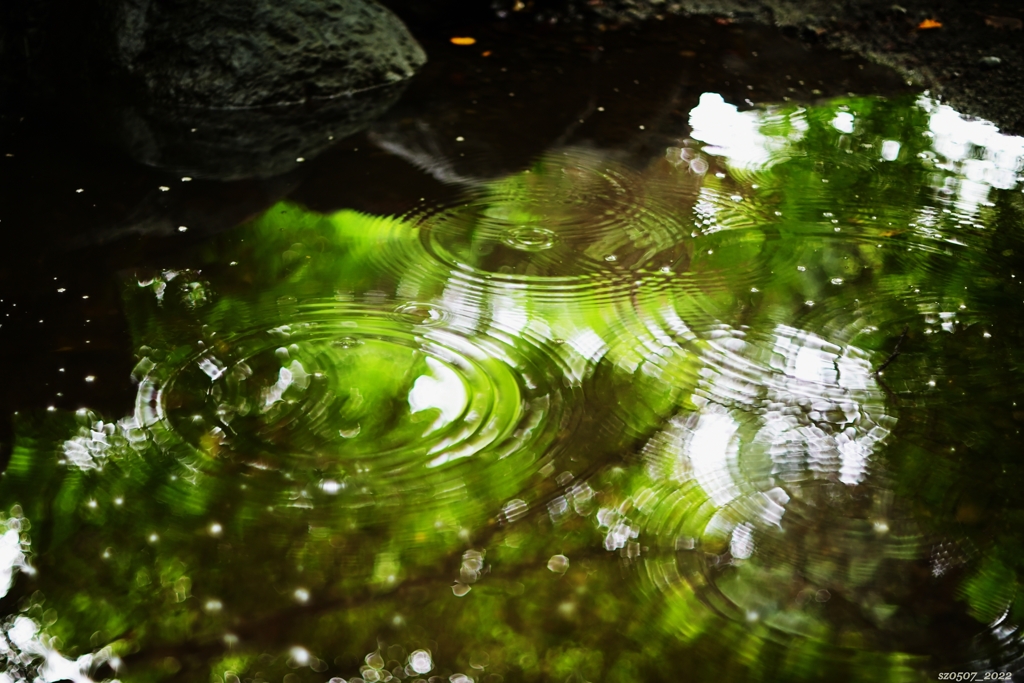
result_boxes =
[384,0,1024,136]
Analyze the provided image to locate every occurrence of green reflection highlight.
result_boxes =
[3,93,1024,682]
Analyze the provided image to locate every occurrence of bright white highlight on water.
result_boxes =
[831,111,855,134]
[0,528,32,599]
[4,616,105,682]
[62,421,113,471]
[925,96,1024,187]
[289,647,310,666]
[640,321,894,558]
[881,140,901,161]
[199,356,225,380]
[920,96,1024,213]
[730,522,756,560]
[766,326,888,485]
[689,92,803,168]
[565,327,607,367]
[263,360,311,409]
[320,479,342,494]
[408,650,433,674]
[688,409,740,507]
[491,293,530,336]
[409,357,468,434]
[690,93,773,167]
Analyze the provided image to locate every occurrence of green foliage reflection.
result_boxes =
[3,94,1024,682]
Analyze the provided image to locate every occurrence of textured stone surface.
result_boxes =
[98,0,426,107]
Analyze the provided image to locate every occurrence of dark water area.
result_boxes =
[2,8,1024,683]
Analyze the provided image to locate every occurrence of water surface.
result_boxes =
[2,18,1024,683]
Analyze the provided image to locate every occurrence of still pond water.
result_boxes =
[2,14,1024,683]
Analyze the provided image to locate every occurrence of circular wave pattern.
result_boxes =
[501,225,558,252]
[600,303,1008,663]
[623,388,947,657]
[406,149,694,288]
[584,100,1024,671]
[633,474,941,661]
[111,96,1024,676]
[134,300,572,511]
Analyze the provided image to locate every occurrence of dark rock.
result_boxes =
[79,0,427,178]
[96,0,427,107]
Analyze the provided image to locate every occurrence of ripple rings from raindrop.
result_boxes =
[132,300,577,516]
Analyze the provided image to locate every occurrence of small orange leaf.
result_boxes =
[917,18,942,29]
[481,50,492,57]
[450,36,477,46]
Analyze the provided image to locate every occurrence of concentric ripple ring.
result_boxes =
[133,300,572,513]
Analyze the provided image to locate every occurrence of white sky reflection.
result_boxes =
[921,95,1024,212]
[3,616,104,683]
[0,519,106,682]
[409,357,468,435]
[642,323,893,559]
[687,409,741,508]
[689,92,805,168]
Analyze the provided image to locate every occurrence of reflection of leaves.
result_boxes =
[7,94,1024,681]
[960,557,1016,623]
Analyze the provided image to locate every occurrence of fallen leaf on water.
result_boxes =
[984,15,1023,30]
[481,50,492,57]
[450,37,477,46]
[917,18,942,29]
